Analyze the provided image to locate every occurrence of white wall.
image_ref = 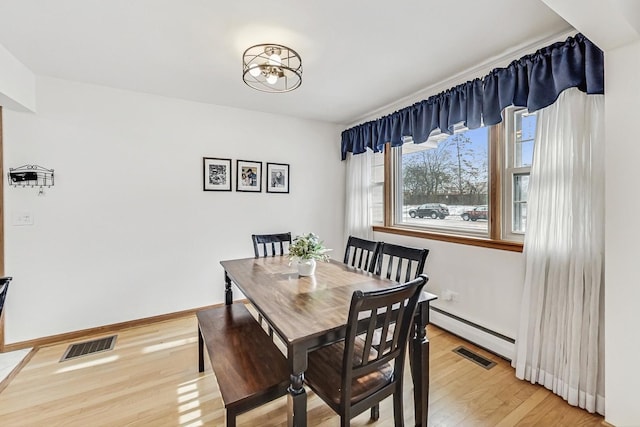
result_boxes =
[374,232,524,351]
[542,0,638,51]
[2,76,344,344]
[0,43,35,112]
[604,40,640,427]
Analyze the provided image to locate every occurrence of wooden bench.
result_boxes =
[197,304,290,427]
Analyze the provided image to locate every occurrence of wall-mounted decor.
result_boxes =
[203,157,232,191]
[236,160,262,192]
[7,164,55,195]
[266,162,289,194]
[8,164,55,187]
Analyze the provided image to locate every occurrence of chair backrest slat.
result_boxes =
[397,259,405,282]
[377,306,393,356]
[362,315,377,363]
[252,233,292,258]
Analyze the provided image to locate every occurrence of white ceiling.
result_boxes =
[0,1,571,124]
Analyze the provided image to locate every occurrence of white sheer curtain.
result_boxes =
[513,88,605,414]
[344,150,374,241]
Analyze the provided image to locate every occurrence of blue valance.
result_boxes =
[341,33,604,160]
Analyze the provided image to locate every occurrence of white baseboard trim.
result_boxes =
[430,307,515,361]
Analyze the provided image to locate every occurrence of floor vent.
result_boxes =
[453,345,496,369]
[60,335,117,362]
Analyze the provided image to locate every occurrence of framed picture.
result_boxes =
[203,157,232,191]
[266,162,290,193]
[236,160,262,192]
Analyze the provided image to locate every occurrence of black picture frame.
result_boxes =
[203,157,232,191]
[236,160,262,192]
[266,163,290,194]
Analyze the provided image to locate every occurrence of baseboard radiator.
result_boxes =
[429,306,515,361]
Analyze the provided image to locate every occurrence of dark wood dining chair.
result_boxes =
[251,233,291,338]
[251,232,292,258]
[373,242,429,283]
[372,242,429,361]
[0,276,13,318]
[343,236,381,272]
[305,274,428,426]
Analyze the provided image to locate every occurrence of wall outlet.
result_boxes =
[442,289,459,302]
[13,211,34,226]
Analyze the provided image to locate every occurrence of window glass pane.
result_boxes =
[398,127,489,236]
[514,110,536,168]
[371,151,384,224]
[512,174,529,233]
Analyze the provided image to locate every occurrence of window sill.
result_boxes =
[372,225,524,253]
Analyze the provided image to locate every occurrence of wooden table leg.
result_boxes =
[287,372,307,427]
[225,271,233,305]
[410,302,429,427]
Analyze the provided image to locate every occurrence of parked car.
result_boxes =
[461,205,488,221]
[408,203,449,219]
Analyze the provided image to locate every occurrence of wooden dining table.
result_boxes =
[220,256,437,427]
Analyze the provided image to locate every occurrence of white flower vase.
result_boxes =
[297,259,317,276]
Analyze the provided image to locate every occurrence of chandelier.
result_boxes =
[242,44,302,93]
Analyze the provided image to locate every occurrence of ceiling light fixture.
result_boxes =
[242,44,302,93]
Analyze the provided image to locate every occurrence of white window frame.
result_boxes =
[502,107,534,243]
[371,151,385,225]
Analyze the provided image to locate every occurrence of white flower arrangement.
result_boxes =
[288,233,331,262]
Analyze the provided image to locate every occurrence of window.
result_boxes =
[371,151,385,225]
[372,107,536,250]
[395,126,490,237]
[504,108,536,240]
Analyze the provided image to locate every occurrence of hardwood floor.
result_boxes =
[0,312,606,426]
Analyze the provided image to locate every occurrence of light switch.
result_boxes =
[13,211,34,226]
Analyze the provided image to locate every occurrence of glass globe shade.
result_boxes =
[268,53,282,66]
[249,63,261,77]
